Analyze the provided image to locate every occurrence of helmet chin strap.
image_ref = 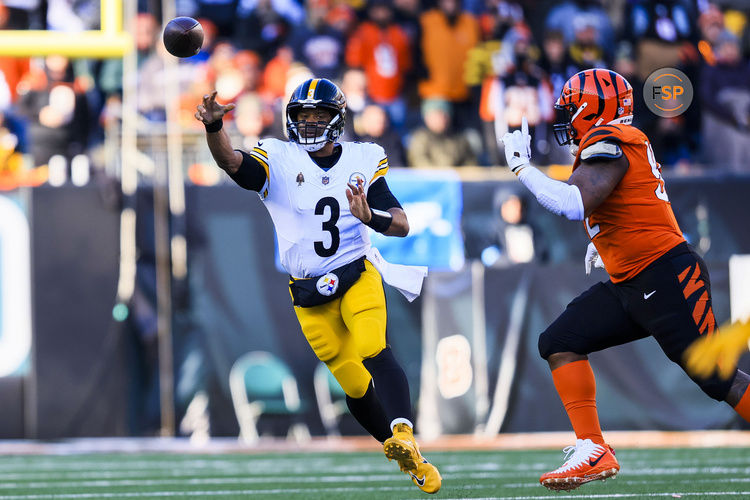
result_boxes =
[294,125,331,152]
[299,141,328,152]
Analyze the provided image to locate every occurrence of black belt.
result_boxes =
[289,256,367,307]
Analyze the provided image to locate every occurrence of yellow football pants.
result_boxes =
[293,260,386,398]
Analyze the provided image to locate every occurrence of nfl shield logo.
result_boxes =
[322,176,330,185]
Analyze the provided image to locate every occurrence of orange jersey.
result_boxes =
[573,124,684,283]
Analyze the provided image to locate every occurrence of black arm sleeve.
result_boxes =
[367,177,402,211]
[227,150,268,191]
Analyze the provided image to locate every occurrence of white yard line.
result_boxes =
[0,485,414,499]
[2,489,750,500]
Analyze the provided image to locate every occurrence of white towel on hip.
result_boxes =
[366,247,427,302]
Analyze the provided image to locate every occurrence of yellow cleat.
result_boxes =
[383,423,442,494]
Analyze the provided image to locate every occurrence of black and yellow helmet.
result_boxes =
[286,78,347,152]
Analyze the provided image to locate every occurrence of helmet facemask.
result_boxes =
[552,102,578,146]
[287,105,344,152]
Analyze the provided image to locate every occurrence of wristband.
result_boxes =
[205,119,223,133]
[365,208,393,233]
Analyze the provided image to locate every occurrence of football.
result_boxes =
[162,17,204,58]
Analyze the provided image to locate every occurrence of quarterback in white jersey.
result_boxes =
[196,78,441,494]
[257,138,389,279]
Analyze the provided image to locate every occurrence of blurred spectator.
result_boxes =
[613,42,647,131]
[178,0,238,38]
[262,46,294,100]
[2,0,43,29]
[478,0,522,43]
[234,0,295,61]
[328,3,357,38]
[216,50,262,102]
[96,12,160,98]
[537,29,578,165]
[46,0,99,31]
[134,12,159,61]
[538,30,577,108]
[546,0,614,58]
[391,0,423,128]
[16,56,90,167]
[700,30,750,172]
[345,0,412,131]
[393,0,421,43]
[621,1,701,167]
[477,26,552,166]
[622,0,699,82]
[465,1,522,164]
[0,106,41,189]
[353,104,407,167]
[339,67,369,140]
[697,4,724,66]
[418,0,480,129]
[286,0,345,80]
[0,4,31,103]
[407,98,476,167]
[568,18,607,70]
[490,189,536,265]
[136,42,171,122]
[232,93,276,148]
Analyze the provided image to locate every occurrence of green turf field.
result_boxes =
[0,447,747,499]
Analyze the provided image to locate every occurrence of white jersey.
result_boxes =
[248,138,390,279]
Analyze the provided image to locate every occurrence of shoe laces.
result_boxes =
[554,439,606,473]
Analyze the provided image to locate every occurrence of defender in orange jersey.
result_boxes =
[501,68,750,492]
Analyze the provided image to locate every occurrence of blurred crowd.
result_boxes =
[0,0,749,186]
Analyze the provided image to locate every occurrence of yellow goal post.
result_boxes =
[0,0,132,58]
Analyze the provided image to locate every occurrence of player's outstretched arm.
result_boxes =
[501,117,584,220]
[346,182,409,237]
[685,321,750,380]
[567,155,628,217]
[195,90,241,174]
[501,116,628,219]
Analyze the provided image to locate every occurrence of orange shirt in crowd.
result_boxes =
[0,57,30,101]
[573,124,684,283]
[345,22,412,103]
[418,9,479,101]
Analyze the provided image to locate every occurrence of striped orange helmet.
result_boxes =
[553,69,633,146]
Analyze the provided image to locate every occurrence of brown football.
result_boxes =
[162,17,204,58]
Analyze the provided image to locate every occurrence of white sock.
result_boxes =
[390,418,413,431]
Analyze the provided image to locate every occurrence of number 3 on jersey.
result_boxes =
[314,197,340,257]
[646,140,669,202]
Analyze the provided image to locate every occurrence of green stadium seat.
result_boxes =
[229,351,310,444]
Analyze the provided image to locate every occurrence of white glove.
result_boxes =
[584,242,604,275]
[501,116,532,174]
